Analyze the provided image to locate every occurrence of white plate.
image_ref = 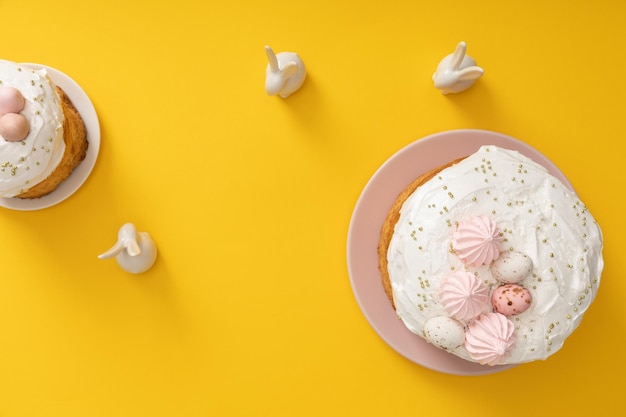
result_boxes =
[346,129,573,375]
[0,63,100,210]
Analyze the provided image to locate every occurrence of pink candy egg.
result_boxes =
[491,284,532,316]
[0,113,30,142]
[0,86,26,115]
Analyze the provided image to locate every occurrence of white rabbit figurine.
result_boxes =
[264,45,306,98]
[98,223,157,274]
[432,41,484,94]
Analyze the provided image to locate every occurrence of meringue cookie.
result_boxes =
[452,215,503,266]
[439,270,491,321]
[465,312,516,365]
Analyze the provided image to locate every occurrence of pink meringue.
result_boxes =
[439,270,490,321]
[452,215,503,266]
[465,312,515,365]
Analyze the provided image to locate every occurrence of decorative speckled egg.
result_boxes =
[0,86,25,115]
[491,284,532,316]
[0,113,30,142]
[491,251,533,284]
[423,316,466,350]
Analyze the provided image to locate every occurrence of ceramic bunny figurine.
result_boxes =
[264,45,306,98]
[432,41,483,94]
[98,223,157,274]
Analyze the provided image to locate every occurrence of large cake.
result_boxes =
[378,145,603,365]
[0,59,87,199]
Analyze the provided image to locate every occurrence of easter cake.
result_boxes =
[0,59,87,199]
[378,145,603,365]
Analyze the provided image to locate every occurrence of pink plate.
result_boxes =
[346,129,573,375]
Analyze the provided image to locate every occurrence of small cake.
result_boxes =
[0,59,87,199]
[378,145,603,365]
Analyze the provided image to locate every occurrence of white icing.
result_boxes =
[387,145,604,364]
[0,60,65,197]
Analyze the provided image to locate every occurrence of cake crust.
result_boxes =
[378,157,465,308]
[16,87,88,199]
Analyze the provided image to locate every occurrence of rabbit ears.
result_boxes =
[449,41,483,80]
[265,45,299,77]
[458,65,484,81]
[450,41,468,69]
[265,45,279,71]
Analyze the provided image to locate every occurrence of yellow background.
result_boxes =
[1,1,624,416]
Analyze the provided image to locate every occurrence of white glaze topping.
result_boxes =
[387,145,603,364]
[0,60,65,197]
